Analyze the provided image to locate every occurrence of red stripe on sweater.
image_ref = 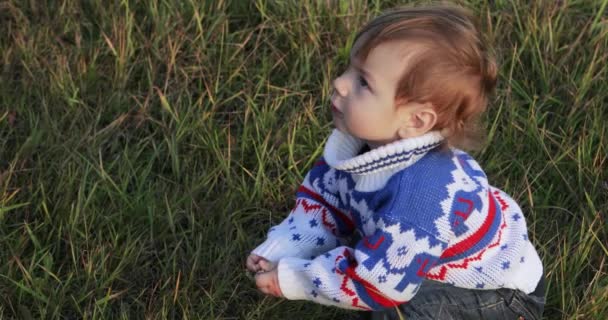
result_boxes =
[440,191,498,259]
[297,185,354,232]
[426,192,508,280]
[344,266,406,308]
[338,250,401,309]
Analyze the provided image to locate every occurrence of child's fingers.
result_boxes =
[246,256,258,272]
[258,260,269,271]
[246,254,265,272]
[258,259,276,271]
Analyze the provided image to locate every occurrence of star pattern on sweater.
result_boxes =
[313,278,322,287]
[316,237,325,246]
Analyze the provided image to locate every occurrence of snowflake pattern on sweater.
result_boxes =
[252,129,543,310]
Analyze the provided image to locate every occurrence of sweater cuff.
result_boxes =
[277,257,311,300]
[251,238,299,262]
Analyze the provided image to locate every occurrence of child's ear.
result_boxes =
[397,102,437,139]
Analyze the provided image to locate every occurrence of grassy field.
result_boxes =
[1,0,607,319]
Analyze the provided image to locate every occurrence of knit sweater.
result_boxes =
[252,129,543,311]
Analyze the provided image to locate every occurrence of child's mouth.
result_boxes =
[331,103,342,115]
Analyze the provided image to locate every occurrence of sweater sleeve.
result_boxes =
[252,160,355,262]
[275,223,446,310]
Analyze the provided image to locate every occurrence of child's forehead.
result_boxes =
[350,37,424,65]
[351,41,425,89]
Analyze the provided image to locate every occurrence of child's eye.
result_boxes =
[358,75,369,88]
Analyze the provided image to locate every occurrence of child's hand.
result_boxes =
[254,262,282,298]
[246,254,269,273]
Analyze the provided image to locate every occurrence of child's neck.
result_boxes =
[366,139,394,150]
[366,142,382,150]
[365,132,428,150]
[358,144,371,155]
[359,142,392,155]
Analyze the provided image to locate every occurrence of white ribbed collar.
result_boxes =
[323,129,444,175]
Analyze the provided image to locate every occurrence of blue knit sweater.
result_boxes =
[252,129,543,310]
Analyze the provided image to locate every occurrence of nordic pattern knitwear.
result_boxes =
[252,129,543,311]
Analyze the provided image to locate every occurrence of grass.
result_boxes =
[0,0,606,318]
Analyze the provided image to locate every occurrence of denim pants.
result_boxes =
[367,277,545,320]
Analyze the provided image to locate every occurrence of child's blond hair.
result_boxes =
[352,5,497,149]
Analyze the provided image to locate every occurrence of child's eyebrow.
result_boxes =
[351,57,376,86]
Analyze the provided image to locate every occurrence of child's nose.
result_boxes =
[333,75,348,97]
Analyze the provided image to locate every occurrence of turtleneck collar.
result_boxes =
[323,129,444,175]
